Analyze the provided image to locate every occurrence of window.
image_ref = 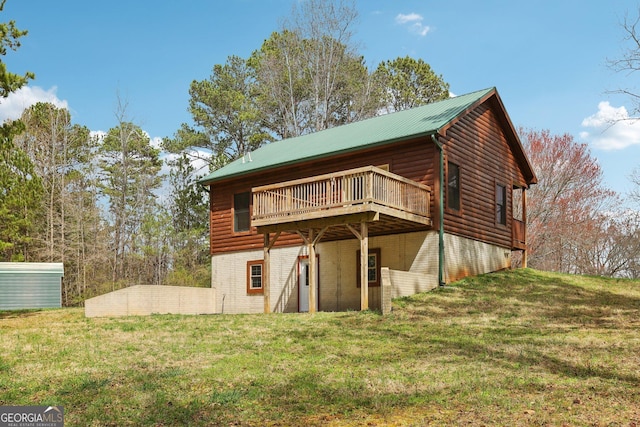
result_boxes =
[356,248,381,287]
[246,260,264,294]
[496,184,507,225]
[447,162,460,211]
[233,192,251,233]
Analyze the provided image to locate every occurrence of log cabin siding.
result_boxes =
[210,138,436,254]
[442,103,527,249]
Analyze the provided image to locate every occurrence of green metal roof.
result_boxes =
[199,87,495,185]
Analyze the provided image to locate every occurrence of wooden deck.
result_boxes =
[252,166,432,233]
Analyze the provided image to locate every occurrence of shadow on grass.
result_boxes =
[426,333,640,386]
[55,368,233,426]
[402,268,640,329]
[0,309,44,320]
[385,269,640,386]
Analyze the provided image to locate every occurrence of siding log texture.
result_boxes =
[442,103,527,250]
[210,101,527,255]
[210,139,435,254]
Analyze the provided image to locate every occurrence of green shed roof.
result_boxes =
[198,87,496,185]
[0,262,64,274]
[0,263,64,310]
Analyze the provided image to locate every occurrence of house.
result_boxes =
[0,263,64,310]
[198,87,537,314]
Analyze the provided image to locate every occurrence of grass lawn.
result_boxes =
[1,268,639,426]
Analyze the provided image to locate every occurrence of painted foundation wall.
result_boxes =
[444,233,512,282]
[212,232,438,313]
[211,231,510,314]
[84,285,217,317]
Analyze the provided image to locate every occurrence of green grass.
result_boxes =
[1,269,639,426]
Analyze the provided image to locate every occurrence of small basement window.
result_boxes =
[356,248,381,287]
[247,260,264,294]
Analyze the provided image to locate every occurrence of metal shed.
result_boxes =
[0,263,64,310]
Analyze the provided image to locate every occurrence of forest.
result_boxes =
[1,0,639,306]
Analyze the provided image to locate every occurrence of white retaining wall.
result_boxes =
[84,285,216,318]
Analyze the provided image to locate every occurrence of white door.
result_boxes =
[298,258,319,312]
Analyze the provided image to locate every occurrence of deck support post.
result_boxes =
[296,227,328,313]
[263,231,281,314]
[308,229,317,314]
[522,188,528,269]
[360,221,369,311]
[346,222,370,311]
[263,233,271,313]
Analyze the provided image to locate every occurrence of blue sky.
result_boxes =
[2,0,640,202]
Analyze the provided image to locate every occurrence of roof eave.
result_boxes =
[198,130,439,186]
[435,88,537,187]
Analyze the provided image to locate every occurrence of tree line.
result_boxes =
[1,0,639,307]
[519,129,640,278]
[0,0,451,304]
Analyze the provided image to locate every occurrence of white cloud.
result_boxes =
[163,149,210,174]
[150,136,163,150]
[581,101,628,127]
[140,131,163,150]
[395,13,430,37]
[0,86,68,123]
[90,130,106,141]
[581,101,640,150]
[395,13,422,24]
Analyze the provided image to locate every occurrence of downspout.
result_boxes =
[431,134,446,287]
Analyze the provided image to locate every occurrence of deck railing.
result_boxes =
[252,166,431,224]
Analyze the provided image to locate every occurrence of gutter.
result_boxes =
[431,133,446,287]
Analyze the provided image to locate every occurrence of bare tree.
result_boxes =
[250,0,380,138]
[287,0,360,131]
[14,103,103,304]
[609,9,640,115]
[631,167,640,205]
[519,128,617,273]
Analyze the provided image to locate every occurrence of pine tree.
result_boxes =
[0,0,40,261]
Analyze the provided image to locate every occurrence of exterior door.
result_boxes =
[298,257,319,312]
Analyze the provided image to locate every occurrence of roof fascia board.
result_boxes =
[487,92,538,185]
[437,89,538,186]
[437,88,497,136]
